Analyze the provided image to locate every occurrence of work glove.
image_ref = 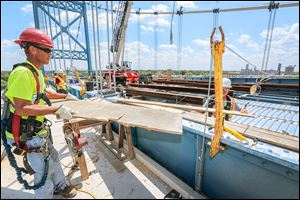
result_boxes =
[55,105,74,120]
[65,93,78,101]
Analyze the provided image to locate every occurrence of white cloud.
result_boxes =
[236,34,259,49]
[140,25,154,32]
[177,1,198,9]
[151,4,170,12]
[21,4,32,14]
[193,39,210,47]
[1,39,16,48]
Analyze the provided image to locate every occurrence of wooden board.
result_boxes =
[51,98,182,135]
[114,98,255,117]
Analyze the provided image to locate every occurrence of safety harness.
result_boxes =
[207,95,234,121]
[1,62,51,190]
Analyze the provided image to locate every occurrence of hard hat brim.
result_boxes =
[14,39,22,44]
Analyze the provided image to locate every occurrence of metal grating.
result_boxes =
[231,99,299,137]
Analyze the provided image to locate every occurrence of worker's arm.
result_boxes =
[232,98,249,114]
[46,88,67,99]
[13,97,59,116]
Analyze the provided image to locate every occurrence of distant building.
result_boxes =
[285,65,296,74]
[240,63,291,75]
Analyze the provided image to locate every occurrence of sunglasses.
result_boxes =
[30,44,52,54]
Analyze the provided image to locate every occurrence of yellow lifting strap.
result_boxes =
[210,26,225,158]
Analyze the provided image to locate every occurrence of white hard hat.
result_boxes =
[223,78,232,89]
[58,69,64,74]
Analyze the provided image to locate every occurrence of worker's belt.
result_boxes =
[14,142,50,175]
[6,112,45,141]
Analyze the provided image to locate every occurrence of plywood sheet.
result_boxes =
[51,99,182,135]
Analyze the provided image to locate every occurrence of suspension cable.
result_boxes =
[43,8,52,72]
[225,45,257,69]
[261,3,273,74]
[111,1,116,92]
[265,2,279,72]
[91,1,99,98]
[195,8,219,193]
[154,12,158,70]
[170,1,176,45]
[96,1,103,97]
[53,7,62,71]
[177,6,183,70]
[47,5,57,72]
[57,7,67,71]
[137,8,141,71]
[106,1,112,91]
[86,2,298,15]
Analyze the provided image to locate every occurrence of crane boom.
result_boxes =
[110,1,132,66]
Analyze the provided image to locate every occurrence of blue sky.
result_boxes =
[1,1,299,72]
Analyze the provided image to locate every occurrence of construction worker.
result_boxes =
[55,69,67,94]
[3,28,78,198]
[204,77,248,121]
[44,75,49,88]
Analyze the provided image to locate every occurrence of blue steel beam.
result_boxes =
[32,1,92,74]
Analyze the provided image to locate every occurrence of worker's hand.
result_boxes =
[240,109,249,114]
[55,105,74,120]
[65,93,78,101]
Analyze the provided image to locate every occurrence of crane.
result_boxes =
[104,1,139,86]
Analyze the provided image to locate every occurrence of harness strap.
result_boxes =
[11,62,41,150]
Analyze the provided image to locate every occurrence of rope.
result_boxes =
[1,119,49,190]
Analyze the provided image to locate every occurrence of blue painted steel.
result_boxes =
[111,120,299,199]
[32,1,93,74]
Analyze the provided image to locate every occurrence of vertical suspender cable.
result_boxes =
[195,9,218,193]
[43,9,52,72]
[65,2,72,72]
[58,7,67,71]
[154,12,158,70]
[137,9,141,71]
[47,5,57,72]
[96,1,103,97]
[177,7,183,70]
[65,2,72,90]
[111,2,116,92]
[106,1,112,91]
[265,3,278,72]
[261,5,273,76]
[53,7,62,70]
[91,1,99,97]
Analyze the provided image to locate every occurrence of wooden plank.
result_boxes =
[119,124,125,148]
[77,152,89,181]
[183,112,299,152]
[125,126,135,160]
[52,99,182,134]
[106,123,114,141]
[114,98,255,117]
